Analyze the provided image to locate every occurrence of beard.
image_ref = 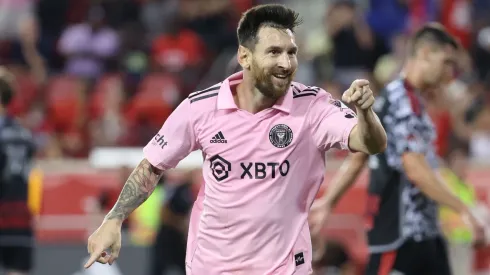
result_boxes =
[251,59,295,100]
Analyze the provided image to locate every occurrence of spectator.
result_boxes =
[58,5,120,80]
[140,0,179,41]
[0,0,47,83]
[36,0,69,71]
[150,17,206,75]
[439,144,477,275]
[89,77,127,147]
[472,23,490,83]
[326,0,387,89]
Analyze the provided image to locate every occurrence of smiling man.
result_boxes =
[85,4,386,275]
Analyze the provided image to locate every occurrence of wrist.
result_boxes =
[103,216,124,227]
[323,196,336,209]
[355,106,373,117]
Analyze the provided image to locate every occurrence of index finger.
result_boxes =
[350,79,369,89]
[84,250,105,269]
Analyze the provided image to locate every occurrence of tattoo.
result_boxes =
[105,159,164,221]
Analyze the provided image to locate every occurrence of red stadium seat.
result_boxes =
[45,75,86,132]
[125,73,181,129]
[89,73,123,119]
[7,72,38,116]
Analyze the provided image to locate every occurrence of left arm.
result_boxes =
[348,107,387,154]
[343,80,387,154]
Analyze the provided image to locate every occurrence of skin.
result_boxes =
[85,24,386,269]
[235,26,299,114]
[309,40,485,247]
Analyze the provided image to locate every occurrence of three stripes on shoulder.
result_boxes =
[188,84,322,103]
[188,83,221,103]
[292,86,321,98]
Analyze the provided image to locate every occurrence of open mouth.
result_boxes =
[272,74,289,80]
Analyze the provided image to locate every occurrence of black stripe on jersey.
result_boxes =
[188,84,221,99]
[292,86,302,96]
[293,92,318,98]
[292,86,321,98]
[302,89,319,94]
[305,86,320,91]
[190,92,219,103]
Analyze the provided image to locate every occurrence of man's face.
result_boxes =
[423,45,457,87]
[249,26,298,99]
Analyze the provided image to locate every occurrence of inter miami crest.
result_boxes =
[269,124,293,148]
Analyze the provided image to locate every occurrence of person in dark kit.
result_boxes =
[310,23,486,275]
[148,173,194,275]
[0,68,36,275]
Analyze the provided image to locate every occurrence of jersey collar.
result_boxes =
[217,71,293,113]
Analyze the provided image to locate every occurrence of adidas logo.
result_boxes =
[210,131,227,143]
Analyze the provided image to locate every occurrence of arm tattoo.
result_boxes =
[105,159,164,221]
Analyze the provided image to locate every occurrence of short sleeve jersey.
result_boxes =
[143,71,358,275]
[366,78,441,253]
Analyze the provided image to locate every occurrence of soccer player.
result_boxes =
[85,4,387,274]
[309,23,485,275]
[0,68,37,275]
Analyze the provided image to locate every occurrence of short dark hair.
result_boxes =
[237,4,302,50]
[410,23,460,55]
[0,76,13,106]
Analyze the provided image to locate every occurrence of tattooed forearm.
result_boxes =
[105,159,164,222]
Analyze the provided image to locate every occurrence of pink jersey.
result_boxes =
[143,71,358,275]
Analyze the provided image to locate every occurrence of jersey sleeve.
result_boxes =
[143,99,200,170]
[377,90,432,170]
[308,92,358,152]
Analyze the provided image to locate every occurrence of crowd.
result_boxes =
[0,0,488,163]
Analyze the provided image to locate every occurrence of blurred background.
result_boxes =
[2,0,490,274]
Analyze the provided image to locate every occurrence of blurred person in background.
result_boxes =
[148,172,193,275]
[310,23,485,275]
[58,4,120,81]
[0,68,37,275]
[472,20,490,84]
[140,0,179,42]
[150,14,207,94]
[312,240,355,275]
[180,0,237,54]
[326,0,388,90]
[0,0,46,84]
[118,22,149,96]
[373,32,409,88]
[439,142,478,275]
[89,77,127,147]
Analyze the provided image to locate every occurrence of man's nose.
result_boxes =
[277,53,291,70]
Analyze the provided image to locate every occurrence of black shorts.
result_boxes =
[366,237,451,275]
[148,224,186,275]
[0,245,33,272]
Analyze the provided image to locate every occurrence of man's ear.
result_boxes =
[237,45,252,70]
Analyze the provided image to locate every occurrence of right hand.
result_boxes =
[462,209,486,247]
[84,219,122,268]
[308,198,332,238]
